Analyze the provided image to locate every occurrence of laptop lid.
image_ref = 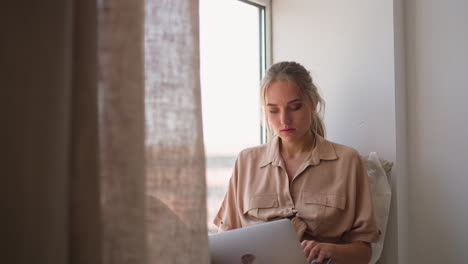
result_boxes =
[209,219,308,264]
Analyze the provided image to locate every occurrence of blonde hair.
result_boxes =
[261,61,326,140]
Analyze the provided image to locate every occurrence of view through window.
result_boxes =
[199,0,268,233]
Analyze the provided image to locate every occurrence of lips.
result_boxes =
[280,128,295,134]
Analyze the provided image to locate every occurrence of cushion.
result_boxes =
[361,153,393,264]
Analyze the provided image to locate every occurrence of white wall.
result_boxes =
[405,1,468,263]
[272,1,402,263]
[272,0,396,160]
[273,0,468,263]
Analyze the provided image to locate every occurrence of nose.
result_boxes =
[280,111,291,126]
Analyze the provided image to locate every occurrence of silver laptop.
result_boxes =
[209,219,308,264]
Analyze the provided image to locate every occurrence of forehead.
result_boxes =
[265,80,303,104]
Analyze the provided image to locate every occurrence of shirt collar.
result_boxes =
[259,133,338,168]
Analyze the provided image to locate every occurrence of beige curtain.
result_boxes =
[2,0,208,263]
[80,0,209,263]
[144,0,209,263]
[96,1,147,263]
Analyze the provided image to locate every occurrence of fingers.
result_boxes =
[309,244,321,263]
[316,249,326,263]
[301,240,332,264]
[301,240,313,256]
[301,240,318,263]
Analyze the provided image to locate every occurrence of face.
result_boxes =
[265,80,314,144]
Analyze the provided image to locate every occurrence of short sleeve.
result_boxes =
[341,155,381,243]
[213,158,242,232]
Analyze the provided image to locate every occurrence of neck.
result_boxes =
[279,132,315,159]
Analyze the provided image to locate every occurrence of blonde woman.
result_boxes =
[214,61,379,264]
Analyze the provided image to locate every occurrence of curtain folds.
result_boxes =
[4,0,207,262]
[92,0,208,263]
[94,0,209,263]
[144,0,209,263]
[70,0,101,263]
[97,1,147,263]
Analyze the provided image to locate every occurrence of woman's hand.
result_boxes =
[301,240,335,263]
[302,240,372,264]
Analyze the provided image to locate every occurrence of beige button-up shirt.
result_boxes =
[214,135,380,244]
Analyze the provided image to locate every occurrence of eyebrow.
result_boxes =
[266,98,301,106]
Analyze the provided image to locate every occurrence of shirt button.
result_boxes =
[285,208,290,213]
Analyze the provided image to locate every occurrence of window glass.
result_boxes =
[199,0,265,233]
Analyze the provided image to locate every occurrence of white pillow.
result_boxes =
[362,153,393,264]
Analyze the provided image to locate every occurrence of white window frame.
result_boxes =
[240,0,272,69]
[238,0,272,144]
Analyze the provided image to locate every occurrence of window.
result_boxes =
[199,0,271,233]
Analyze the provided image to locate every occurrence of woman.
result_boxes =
[214,61,380,264]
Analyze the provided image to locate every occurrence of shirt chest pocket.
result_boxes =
[300,192,346,231]
[243,194,279,221]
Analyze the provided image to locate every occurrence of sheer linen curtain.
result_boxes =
[96,0,147,263]
[2,0,208,263]
[144,0,209,263]
[92,0,209,263]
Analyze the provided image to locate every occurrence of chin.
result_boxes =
[278,131,309,143]
[278,135,298,143]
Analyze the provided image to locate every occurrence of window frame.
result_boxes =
[237,0,272,144]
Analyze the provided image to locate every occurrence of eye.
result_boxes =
[289,104,302,111]
[267,106,279,114]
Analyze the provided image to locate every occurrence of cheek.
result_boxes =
[301,112,312,122]
[295,112,312,127]
[267,115,280,128]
